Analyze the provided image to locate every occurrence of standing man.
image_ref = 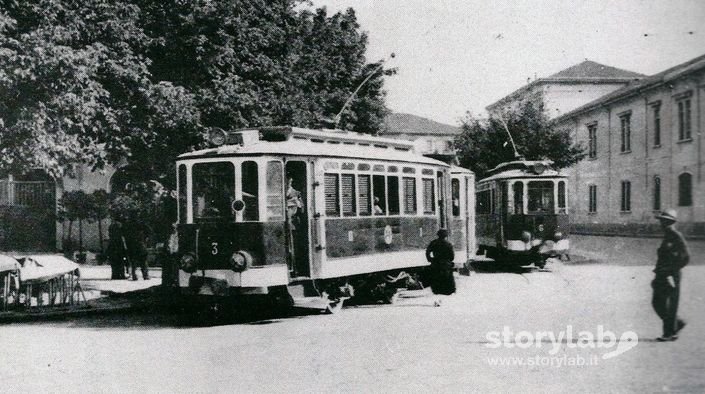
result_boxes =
[425,228,456,306]
[124,219,151,280]
[652,209,689,341]
[106,214,127,280]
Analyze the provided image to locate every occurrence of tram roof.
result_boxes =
[450,165,474,175]
[479,160,566,182]
[178,127,449,167]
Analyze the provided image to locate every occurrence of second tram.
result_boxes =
[475,160,569,268]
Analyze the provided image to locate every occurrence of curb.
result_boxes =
[0,302,138,324]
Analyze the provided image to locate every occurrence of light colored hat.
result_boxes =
[655,208,677,222]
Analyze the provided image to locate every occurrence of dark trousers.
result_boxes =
[129,255,150,280]
[651,272,682,336]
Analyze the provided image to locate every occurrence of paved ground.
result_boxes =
[0,235,703,393]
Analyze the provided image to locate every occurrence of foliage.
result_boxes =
[454,101,586,179]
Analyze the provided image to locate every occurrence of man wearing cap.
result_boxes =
[652,209,689,341]
[425,228,456,305]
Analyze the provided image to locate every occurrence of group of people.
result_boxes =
[106,217,150,281]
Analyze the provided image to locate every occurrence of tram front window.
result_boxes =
[527,181,554,214]
[192,162,235,221]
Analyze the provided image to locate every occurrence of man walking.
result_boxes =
[652,209,689,341]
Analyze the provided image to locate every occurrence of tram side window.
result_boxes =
[178,164,187,223]
[422,178,435,214]
[388,176,400,215]
[266,161,284,220]
[242,161,259,221]
[372,175,386,215]
[341,174,356,216]
[558,181,566,212]
[476,189,491,214]
[403,177,417,214]
[528,181,555,213]
[451,179,460,217]
[192,162,235,221]
[324,174,340,216]
[513,182,524,214]
[358,175,371,216]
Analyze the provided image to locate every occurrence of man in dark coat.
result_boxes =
[106,217,128,280]
[652,209,689,341]
[426,228,456,303]
[123,220,151,280]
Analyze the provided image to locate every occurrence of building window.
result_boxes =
[620,181,631,212]
[678,99,692,141]
[588,185,597,213]
[620,113,631,152]
[404,177,417,214]
[652,105,661,146]
[653,176,661,211]
[587,123,597,158]
[678,173,692,206]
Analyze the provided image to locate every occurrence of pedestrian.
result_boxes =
[425,228,456,306]
[106,215,128,280]
[123,219,151,280]
[652,208,689,341]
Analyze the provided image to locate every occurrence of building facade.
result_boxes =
[381,112,461,162]
[554,54,705,237]
[487,60,645,119]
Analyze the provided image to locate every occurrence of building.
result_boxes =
[381,112,461,162]
[487,60,645,119]
[554,54,705,237]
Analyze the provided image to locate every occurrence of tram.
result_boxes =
[475,160,569,268]
[173,126,475,311]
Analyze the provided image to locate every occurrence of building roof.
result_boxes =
[547,60,646,80]
[554,53,705,123]
[382,113,461,136]
[486,61,644,111]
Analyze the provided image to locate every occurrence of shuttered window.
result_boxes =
[423,178,435,214]
[342,174,356,216]
[324,174,340,216]
[358,175,371,216]
[403,177,416,214]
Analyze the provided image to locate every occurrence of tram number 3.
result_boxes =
[211,242,219,255]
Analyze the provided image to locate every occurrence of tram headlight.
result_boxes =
[180,253,197,273]
[229,250,253,272]
[554,232,563,241]
[521,231,532,244]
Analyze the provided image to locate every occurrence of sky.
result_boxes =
[308,0,705,125]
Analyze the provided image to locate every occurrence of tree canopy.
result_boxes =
[454,100,586,179]
[0,0,392,180]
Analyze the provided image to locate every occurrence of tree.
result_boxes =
[0,0,201,179]
[454,101,586,179]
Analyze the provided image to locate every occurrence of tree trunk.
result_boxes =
[97,218,104,253]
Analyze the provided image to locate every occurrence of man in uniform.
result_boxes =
[425,228,456,306]
[652,209,689,341]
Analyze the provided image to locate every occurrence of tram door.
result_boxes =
[437,171,447,228]
[285,161,310,278]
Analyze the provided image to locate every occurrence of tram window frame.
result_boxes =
[324,173,341,217]
[422,178,435,214]
[265,161,285,221]
[557,180,566,212]
[403,177,417,214]
[512,181,524,214]
[387,176,400,215]
[372,175,386,215]
[451,178,460,217]
[476,188,491,215]
[527,181,555,214]
[178,164,187,223]
[241,161,259,221]
[358,174,372,216]
[191,161,236,222]
[341,173,356,216]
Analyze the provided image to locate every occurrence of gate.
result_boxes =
[0,177,56,251]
